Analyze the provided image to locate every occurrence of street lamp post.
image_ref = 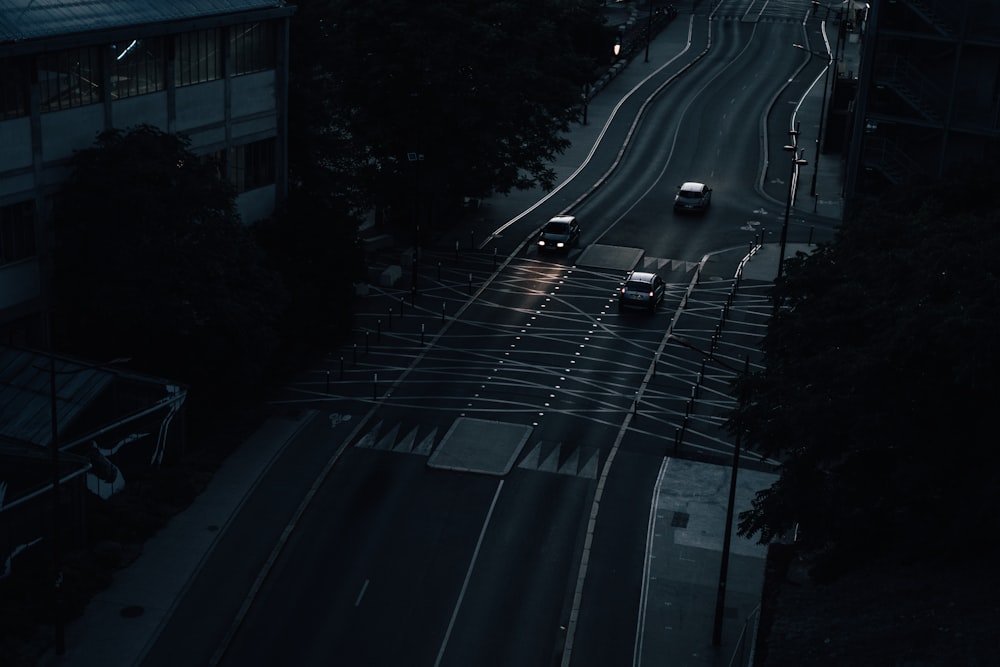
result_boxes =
[776,123,808,284]
[645,1,653,63]
[712,355,751,647]
[793,35,833,209]
[671,333,753,647]
[48,355,64,656]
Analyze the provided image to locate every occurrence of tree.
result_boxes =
[734,163,1000,574]
[253,190,366,361]
[293,0,611,229]
[53,126,288,407]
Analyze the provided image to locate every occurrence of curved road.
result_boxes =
[142,7,824,667]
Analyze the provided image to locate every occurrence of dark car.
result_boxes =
[537,215,581,252]
[673,181,712,213]
[618,271,665,312]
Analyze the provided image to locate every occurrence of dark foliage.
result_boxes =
[290,0,611,228]
[52,126,288,411]
[734,162,1000,574]
[254,190,366,366]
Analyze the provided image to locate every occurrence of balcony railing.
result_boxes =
[875,55,947,124]
[863,136,923,185]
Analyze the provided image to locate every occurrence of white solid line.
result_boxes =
[434,479,505,667]
[354,579,370,607]
[633,457,672,667]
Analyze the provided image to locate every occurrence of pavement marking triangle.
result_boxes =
[518,441,544,470]
[374,422,400,451]
[413,427,438,456]
[558,447,580,476]
[394,426,418,453]
[578,448,599,479]
[355,420,383,448]
[538,442,562,472]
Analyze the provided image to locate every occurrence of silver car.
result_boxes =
[618,271,665,312]
[674,181,712,213]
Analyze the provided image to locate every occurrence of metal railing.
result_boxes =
[874,55,947,123]
[727,603,762,667]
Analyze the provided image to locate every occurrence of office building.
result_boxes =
[0,0,295,346]
[845,0,1000,200]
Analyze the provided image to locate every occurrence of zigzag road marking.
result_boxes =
[642,257,700,273]
[353,424,599,479]
[518,441,599,479]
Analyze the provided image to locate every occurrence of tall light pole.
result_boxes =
[792,42,832,204]
[644,1,653,63]
[776,123,808,284]
[49,355,64,656]
[712,355,751,647]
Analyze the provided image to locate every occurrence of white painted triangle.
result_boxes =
[374,423,400,450]
[685,261,699,273]
[518,442,543,469]
[413,427,438,456]
[355,420,383,448]
[578,448,599,479]
[394,426,419,453]
[538,443,562,472]
[559,448,580,476]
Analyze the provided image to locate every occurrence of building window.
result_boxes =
[175,29,222,87]
[0,57,29,120]
[230,139,275,193]
[110,38,166,99]
[231,22,276,76]
[0,201,36,265]
[37,47,103,112]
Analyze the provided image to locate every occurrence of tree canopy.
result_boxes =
[53,126,288,406]
[735,163,1000,574]
[289,0,611,229]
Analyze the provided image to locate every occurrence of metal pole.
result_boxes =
[50,355,65,656]
[712,356,749,646]
[776,156,796,282]
[811,23,833,206]
[645,1,653,63]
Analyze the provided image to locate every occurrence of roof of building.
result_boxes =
[0,0,288,43]
[0,346,184,449]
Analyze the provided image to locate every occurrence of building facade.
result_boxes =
[0,0,295,346]
[845,0,1000,200]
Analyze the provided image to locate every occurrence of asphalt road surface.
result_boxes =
[142,6,825,667]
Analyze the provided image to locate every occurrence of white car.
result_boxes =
[674,182,712,213]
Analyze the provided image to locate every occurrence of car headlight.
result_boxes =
[556,242,565,248]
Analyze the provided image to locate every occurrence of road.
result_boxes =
[142,6,827,667]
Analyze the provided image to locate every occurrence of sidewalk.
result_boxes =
[43,9,848,667]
